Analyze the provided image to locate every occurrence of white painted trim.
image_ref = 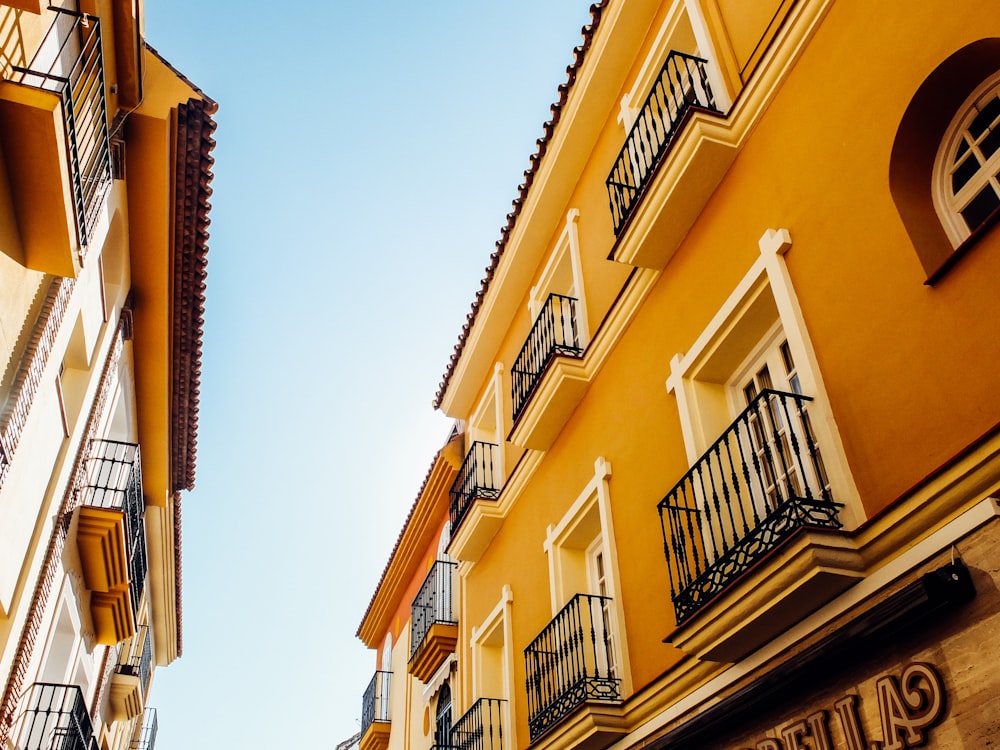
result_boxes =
[665,228,863,528]
[619,0,732,128]
[529,209,590,348]
[541,457,633,695]
[933,71,1000,246]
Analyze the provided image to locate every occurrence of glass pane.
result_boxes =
[968,95,1000,139]
[952,151,981,193]
[980,125,1000,159]
[960,184,1000,231]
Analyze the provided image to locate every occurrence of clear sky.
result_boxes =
[142,2,593,746]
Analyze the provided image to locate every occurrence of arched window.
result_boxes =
[889,38,1000,281]
[434,682,452,748]
[934,71,1000,244]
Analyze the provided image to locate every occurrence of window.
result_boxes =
[470,586,513,705]
[586,540,616,679]
[889,39,1000,280]
[379,635,392,722]
[730,331,830,511]
[542,457,629,693]
[934,72,1000,245]
[666,229,857,523]
[467,585,516,750]
[511,210,589,423]
[435,683,452,748]
[661,230,864,641]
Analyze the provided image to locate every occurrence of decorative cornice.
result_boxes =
[432,1,609,410]
[170,96,217,492]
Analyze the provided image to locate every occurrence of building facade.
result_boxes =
[0,2,216,749]
[357,1,1000,749]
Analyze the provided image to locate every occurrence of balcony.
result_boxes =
[75,439,147,645]
[0,9,112,275]
[130,708,158,750]
[359,671,391,750]
[524,595,622,744]
[450,442,501,533]
[109,625,152,720]
[658,390,862,661]
[606,51,718,236]
[408,560,458,683]
[13,683,97,750]
[512,294,584,423]
[605,51,736,270]
[450,698,506,750]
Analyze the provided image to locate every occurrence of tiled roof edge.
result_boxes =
[432,1,609,410]
[171,97,217,492]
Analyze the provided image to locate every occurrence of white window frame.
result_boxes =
[378,634,393,722]
[467,363,506,483]
[528,208,590,350]
[468,585,517,750]
[666,228,862,529]
[542,457,631,695]
[933,70,1000,246]
[616,0,731,130]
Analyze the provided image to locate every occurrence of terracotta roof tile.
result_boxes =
[171,95,217,493]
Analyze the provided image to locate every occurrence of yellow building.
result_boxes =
[358,1,1000,749]
[0,2,216,749]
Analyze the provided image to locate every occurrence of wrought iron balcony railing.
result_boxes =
[449,442,501,532]
[657,389,841,625]
[80,439,147,618]
[115,625,153,696]
[409,560,457,660]
[524,594,621,740]
[361,671,391,735]
[14,683,97,750]
[606,50,719,235]
[130,707,158,750]
[450,698,506,750]
[511,294,583,421]
[12,8,112,246]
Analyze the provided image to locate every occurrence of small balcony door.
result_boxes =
[435,683,452,748]
[732,334,830,511]
[587,540,616,680]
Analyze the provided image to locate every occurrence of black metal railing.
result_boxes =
[79,439,147,618]
[115,625,152,696]
[450,698,506,750]
[129,707,157,750]
[511,294,583,420]
[524,594,620,740]
[658,389,840,625]
[12,9,111,246]
[410,560,458,661]
[14,683,96,750]
[360,671,391,735]
[449,442,501,532]
[606,50,718,235]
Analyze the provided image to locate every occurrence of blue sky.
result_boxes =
[142,2,593,746]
